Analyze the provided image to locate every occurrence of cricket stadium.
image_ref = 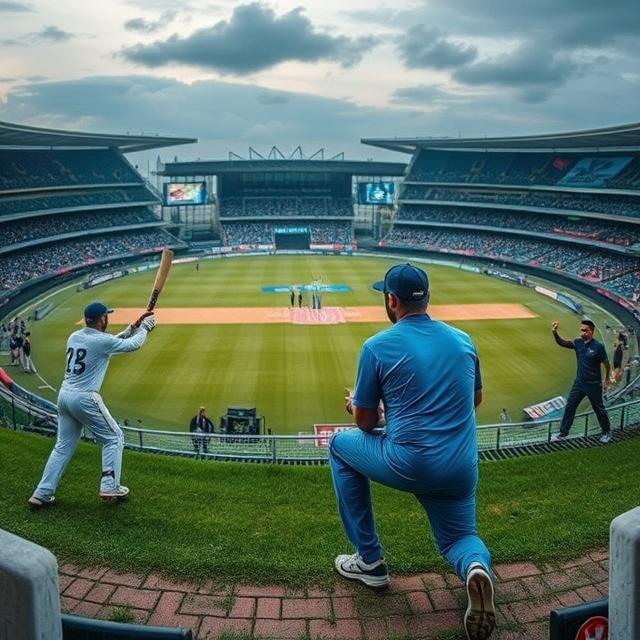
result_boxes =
[2,118,640,639]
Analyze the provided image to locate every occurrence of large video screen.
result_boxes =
[558,157,632,187]
[358,182,395,205]
[164,182,206,206]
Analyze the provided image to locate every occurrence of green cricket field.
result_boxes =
[9,254,621,433]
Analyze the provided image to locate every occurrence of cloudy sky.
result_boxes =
[1,0,639,166]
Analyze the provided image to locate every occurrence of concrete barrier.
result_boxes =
[609,506,640,640]
[0,528,62,640]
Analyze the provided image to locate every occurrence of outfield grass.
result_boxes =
[8,255,620,433]
[2,428,637,586]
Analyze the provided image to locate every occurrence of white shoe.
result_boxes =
[599,432,612,444]
[550,433,567,442]
[464,564,496,640]
[99,485,129,501]
[334,553,389,589]
[28,494,56,510]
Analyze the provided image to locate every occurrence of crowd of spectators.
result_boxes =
[219,196,353,218]
[0,186,156,218]
[0,207,159,250]
[221,221,354,246]
[308,222,353,244]
[401,186,640,219]
[408,150,575,186]
[407,150,640,189]
[398,205,640,246]
[605,272,640,301]
[0,149,140,191]
[222,222,273,245]
[382,227,640,286]
[0,229,177,293]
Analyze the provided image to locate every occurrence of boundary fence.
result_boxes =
[2,383,639,464]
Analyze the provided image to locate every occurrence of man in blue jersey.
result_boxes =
[329,264,494,640]
[550,319,611,443]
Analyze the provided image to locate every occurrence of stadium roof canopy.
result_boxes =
[362,122,640,154]
[0,120,197,153]
[161,159,407,176]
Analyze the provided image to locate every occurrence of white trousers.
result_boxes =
[34,390,124,499]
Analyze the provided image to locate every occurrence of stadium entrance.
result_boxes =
[274,226,310,250]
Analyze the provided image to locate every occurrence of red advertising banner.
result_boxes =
[313,423,355,448]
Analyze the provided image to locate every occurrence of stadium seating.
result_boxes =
[221,221,354,246]
[401,186,640,219]
[398,205,640,246]
[0,145,183,297]
[0,207,159,249]
[0,186,156,218]
[407,149,640,189]
[0,229,178,294]
[0,149,140,191]
[382,227,640,285]
[219,196,353,218]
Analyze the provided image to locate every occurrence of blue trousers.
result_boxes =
[328,429,491,579]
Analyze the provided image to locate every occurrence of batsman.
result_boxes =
[28,302,156,508]
[29,248,172,509]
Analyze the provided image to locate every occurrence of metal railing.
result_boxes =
[2,383,640,464]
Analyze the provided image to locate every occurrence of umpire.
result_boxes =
[551,319,612,443]
[190,407,214,458]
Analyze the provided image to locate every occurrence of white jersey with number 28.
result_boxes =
[60,327,148,393]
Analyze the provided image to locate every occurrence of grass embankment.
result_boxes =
[2,428,636,587]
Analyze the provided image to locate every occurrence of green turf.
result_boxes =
[7,255,622,433]
[2,428,637,586]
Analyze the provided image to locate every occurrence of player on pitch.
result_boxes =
[28,302,155,509]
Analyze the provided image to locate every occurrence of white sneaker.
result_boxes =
[464,564,496,640]
[99,485,130,501]
[599,432,612,444]
[27,494,56,510]
[550,433,567,442]
[334,553,389,589]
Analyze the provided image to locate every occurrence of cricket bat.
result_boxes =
[146,247,173,311]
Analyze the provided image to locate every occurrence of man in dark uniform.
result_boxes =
[612,333,624,383]
[290,287,295,308]
[297,290,303,308]
[9,331,19,366]
[551,319,612,443]
[22,331,36,373]
[189,406,214,458]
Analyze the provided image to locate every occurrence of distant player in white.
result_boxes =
[28,302,155,509]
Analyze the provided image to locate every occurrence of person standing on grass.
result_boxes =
[189,406,214,458]
[22,331,36,374]
[329,263,495,640]
[612,333,625,383]
[551,319,612,444]
[28,302,155,510]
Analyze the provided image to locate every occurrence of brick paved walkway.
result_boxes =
[58,548,609,639]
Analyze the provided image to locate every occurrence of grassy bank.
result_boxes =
[2,428,636,587]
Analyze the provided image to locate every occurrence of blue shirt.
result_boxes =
[352,314,481,455]
[571,338,609,385]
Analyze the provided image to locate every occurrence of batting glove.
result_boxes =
[140,315,156,332]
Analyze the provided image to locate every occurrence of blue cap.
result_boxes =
[373,264,429,303]
[83,301,113,322]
